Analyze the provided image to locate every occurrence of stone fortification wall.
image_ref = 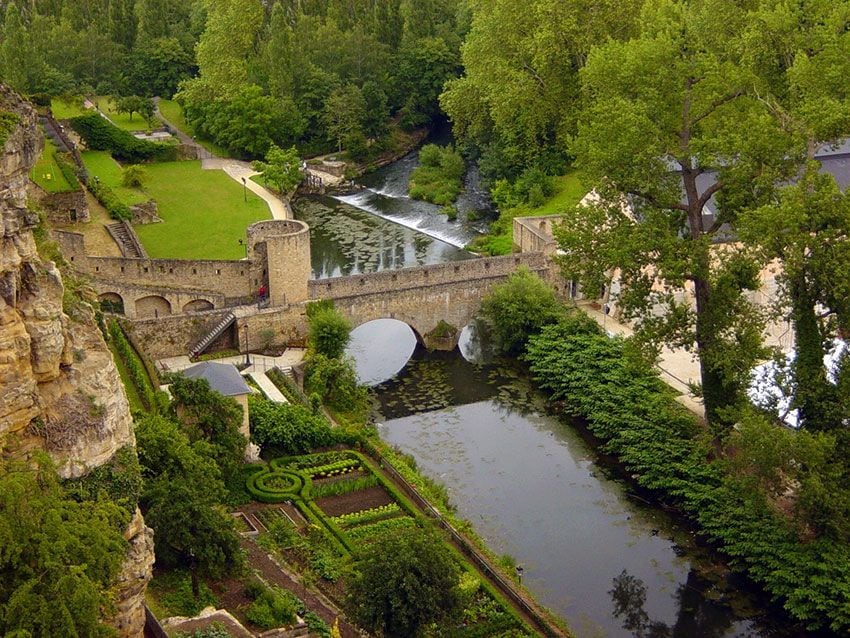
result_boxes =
[0,85,152,637]
[311,253,547,300]
[248,220,311,306]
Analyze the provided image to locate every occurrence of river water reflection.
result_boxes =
[368,349,813,638]
[293,196,473,279]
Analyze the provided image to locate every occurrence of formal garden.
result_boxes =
[240,447,535,638]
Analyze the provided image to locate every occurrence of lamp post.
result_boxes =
[515,565,524,585]
[238,238,247,258]
[242,176,247,202]
[243,323,251,366]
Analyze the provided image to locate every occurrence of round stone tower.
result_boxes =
[247,219,311,307]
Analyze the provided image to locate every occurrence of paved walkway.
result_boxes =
[201,158,291,220]
[579,302,795,420]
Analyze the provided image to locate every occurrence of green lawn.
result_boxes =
[93,96,155,132]
[81,152,270,259]
[50,97,89,119]
[31,137,73,192]
[526,171,586,216]
[157,98,230,158]
[82,151,148,205]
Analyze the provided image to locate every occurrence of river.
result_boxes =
[299,142,816,638]
[345,321,821,638]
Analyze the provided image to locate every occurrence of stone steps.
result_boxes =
[106,221,147,259]
[189,312,236,359]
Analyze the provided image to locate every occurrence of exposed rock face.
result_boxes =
[0,85,152,637]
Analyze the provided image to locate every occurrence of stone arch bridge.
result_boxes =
[307,252,550,349]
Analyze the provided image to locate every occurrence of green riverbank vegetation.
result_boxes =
[479,270,850,633]
[409,144,465,206]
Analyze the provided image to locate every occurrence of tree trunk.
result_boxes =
[791,274,836,430]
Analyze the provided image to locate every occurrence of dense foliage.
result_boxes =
[408,143,465,205]
[307,304,351,360]
[346,527,462,637]
[525,322,850,632]
[0,456,128,637]
[478,267,568,355]
[248,395,349,453]
[69,112,175,162]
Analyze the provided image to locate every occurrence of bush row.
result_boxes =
[310,475,379,500]
[55,154,81,190]
[88,175,132,221]
[331,503,401,528]
[525,323,850,632]
[266,367,310,406]
[108,319,156,411]
[69,112,176,163]
[344,515,418,543]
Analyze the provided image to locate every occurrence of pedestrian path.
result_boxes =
[248,370,288,403]
[201,158,291,220]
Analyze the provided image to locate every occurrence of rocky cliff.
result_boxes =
[0,85,153,636]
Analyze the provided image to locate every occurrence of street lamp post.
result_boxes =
[243,323,251,366]
[242,176,247,202]
[238,238,247,258]
[515,565,524,585]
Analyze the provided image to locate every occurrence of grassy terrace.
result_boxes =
[157,98,231,158]
[30,137,73,192]
[92,96,154,132]
[81,152,271,260]
[50,97,89,120]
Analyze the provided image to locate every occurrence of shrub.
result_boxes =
[69,112,176,163]
[249,396,342,453]
[121,164,146,188]
[108,319,157,411]
[304,354,370,416]
[308,306,351,359]
[88,176,132,221]
[55,155,81,190]
[245,585,298,629]
[409,144,465,205]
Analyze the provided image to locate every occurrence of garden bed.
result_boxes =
[315,485,394,518]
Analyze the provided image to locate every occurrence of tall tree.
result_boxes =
[556,0,792,429]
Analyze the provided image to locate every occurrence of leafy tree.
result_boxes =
[248,396,342,453]
[361,80,389,139]
[252,144,302,195]
[304,354,369,416]
[441,0,640,178]
[168,375,247,484]
[115,95,155,122]
[479,267,566,355]
[307,305,352,359]
[0,456,128,637]
[121,164,146,188]
[263,2,295,100]
[556,0,788,430]
[144,476,242,598]
[323,83,367,152]
[739,166,850,431]
[393,36,458,128]
[346,527,461,637]
[124,37,195,98]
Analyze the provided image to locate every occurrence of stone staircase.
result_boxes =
[106,221,148,258]
[189,312,236,359]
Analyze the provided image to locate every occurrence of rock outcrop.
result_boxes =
[0,85,153,637]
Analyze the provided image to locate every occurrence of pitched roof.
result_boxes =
[182,361,250,397]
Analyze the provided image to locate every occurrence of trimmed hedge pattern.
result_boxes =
[108,319,156,411]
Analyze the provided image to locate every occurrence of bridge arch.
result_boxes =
[98,292,124,315]
[136,295,172,318]
[183,299,214,313]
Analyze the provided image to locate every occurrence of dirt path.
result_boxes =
[239,538,365,638]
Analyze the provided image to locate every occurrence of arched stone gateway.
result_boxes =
[135,295,172,319]
[182,299,214,313]
[98,292,124,315]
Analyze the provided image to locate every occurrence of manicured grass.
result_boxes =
[50,97,89,119]
[81,152,271,259]
[31,137,73,192]
[158,98,231,158]
[93,96,155,132]
[81,151,148,205]
[108,341,145,413]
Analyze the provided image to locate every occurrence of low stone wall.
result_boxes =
[40,189,89,224]
[513,215,561,255]
[125,308,233,359]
